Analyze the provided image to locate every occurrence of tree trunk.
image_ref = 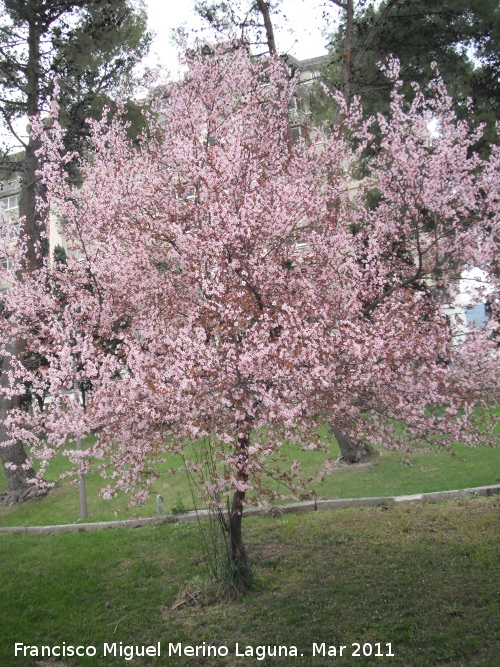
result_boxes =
[331,426,378,465]
[0,444,48,505]
[19,5,44,275]
[0,12,48,503]
[0,344,48,505]
[332,0,400,115]
[256,0,277,55]
[228,434,252,587]
[340,0,354,107]
[328,0,353,128]
[229,484,247,563]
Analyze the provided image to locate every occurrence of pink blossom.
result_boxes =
[1,47,498,507]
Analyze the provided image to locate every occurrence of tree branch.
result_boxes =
[0,110,28,149]
[353,0,401,72]
[255,0,277,55]
[329,0,348,9]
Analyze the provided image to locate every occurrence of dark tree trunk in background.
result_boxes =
[256,0,277,55]
[0,343,48,505]
[328,0,354,111]
[331,426,378,465]
[330,0,400,115]
[0,0,150,503]
[18,12,45,274]
[0,10,47,504]
[340,0,354,106]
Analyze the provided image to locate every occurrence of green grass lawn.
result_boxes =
[0,496,499,666]
[1,437,499,527]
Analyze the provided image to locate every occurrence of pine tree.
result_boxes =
[314,0,499,148]
[0,0,150,504]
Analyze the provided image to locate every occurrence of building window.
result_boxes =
[0,193,19,239]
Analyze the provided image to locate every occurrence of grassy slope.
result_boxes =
[0,496,499,667]
[1,440,499,527]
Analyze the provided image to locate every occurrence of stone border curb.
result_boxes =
[0,484,498,535]
[0,484,500,535]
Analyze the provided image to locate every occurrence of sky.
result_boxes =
[143,0,337,72]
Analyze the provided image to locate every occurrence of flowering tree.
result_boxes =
[1,47,498,580]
